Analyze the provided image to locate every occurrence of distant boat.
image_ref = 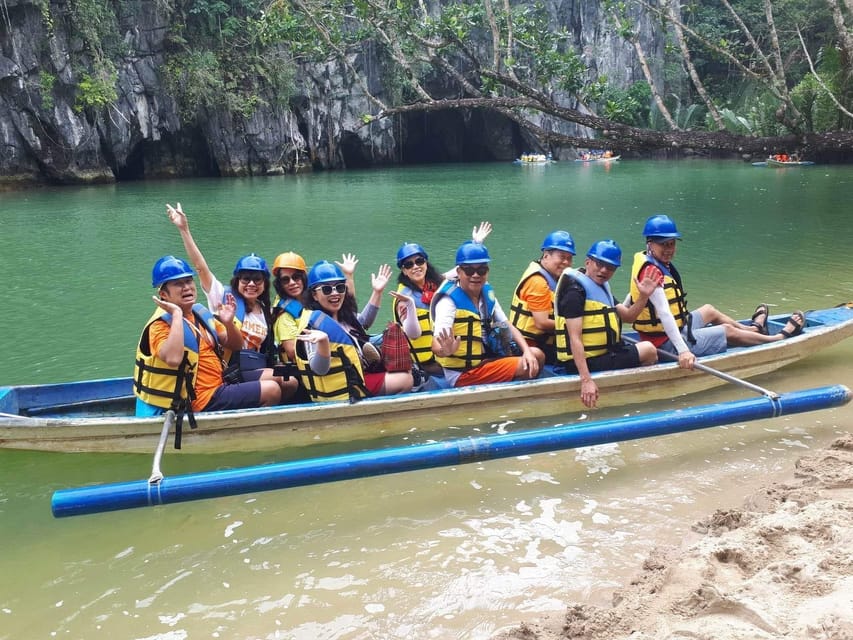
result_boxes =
[514,153,554,165]
[766,157,814,167]
[575,154,620,163]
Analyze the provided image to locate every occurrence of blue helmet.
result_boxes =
[455,241,491,265]
[307,260,346,288]
[233,253,270,276]
[642,214,682,240]
[152,255,195,288]
[541,230,576,255]
[396,242,429,268]
[586,239,622,267]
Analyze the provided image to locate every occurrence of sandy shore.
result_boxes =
[493,433,853,640]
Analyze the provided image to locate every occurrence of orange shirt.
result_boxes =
[148,316,225,412]
[518,275,554,313]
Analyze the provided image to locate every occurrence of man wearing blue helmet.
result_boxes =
[509,230,576,365]
[134,256,286,431]
[430,242,542,387]
[555,240,660,408]
[631,214,806,369]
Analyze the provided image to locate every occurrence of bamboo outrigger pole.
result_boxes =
[52,385,850,518]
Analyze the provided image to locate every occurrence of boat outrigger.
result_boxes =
[51,384,852,517]
[3,304,852,455]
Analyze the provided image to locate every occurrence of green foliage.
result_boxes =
[791,47,850,132]
[164,50,225,120]
[718,107,754,135]
[587,79,652,127]
[668,95,704,130]
[74,61,119,112]
[159,0,298,123]
[717,84,787,136]
[39,72,56,111]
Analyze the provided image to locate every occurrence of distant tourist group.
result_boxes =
[134,207,807,422]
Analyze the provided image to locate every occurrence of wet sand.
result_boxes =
[493,434,853,640]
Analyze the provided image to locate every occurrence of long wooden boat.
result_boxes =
[765,158,815,167]
[575,154,620,163]
[2,305,852,455]
[514,154,554,164]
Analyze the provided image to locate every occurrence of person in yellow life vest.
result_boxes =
[271,251,308,363]
[431,242,542,387]
[554,240,660,409]
[134,256,286,423]
[294,261,413,402]
[509,230,575,367]
[166,202,300,402]
[632,214,806,371]
[393,222,493,380]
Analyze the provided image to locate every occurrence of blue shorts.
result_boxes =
[660,310,727,358]
[203,369,263,411]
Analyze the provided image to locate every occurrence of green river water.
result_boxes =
[1,160,852,639]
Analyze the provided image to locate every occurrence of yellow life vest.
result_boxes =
[429,280,496,371]
[509,261,557,349]
[133,304,220,412]
[629,252,690,336]
[393,284,435,367]
[554,269,621,361]
[295,309,369,403]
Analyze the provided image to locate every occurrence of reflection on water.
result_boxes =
[1,161,852,639]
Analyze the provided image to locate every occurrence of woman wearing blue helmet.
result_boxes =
[294,260,413,402]
[393,222,493,377]
[167,203,298,400]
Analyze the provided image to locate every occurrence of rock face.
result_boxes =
[0,0,660,185]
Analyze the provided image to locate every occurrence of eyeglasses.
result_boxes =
[277,274,302,285]
[238,273,265,284]
[459,264,490,277]
[401,256,426,270]
[590,258,617,272]
[315,282,347,295]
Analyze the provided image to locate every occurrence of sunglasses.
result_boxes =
[238,273,265,284]
[315,282,347,295]
[459,265,490,277]
[401,256,426,270]
[277,274,303,285]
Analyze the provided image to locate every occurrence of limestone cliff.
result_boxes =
[0,0,659,185]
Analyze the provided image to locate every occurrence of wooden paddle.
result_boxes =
[149,410,176,484]
[623,336,780,400]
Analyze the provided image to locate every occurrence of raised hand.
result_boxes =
[371,264,392,292]
[219,292,237,324]
[152,295,181,315]
[472,221,493,244]
[635,271,662,298]
[165,202,189,231]
[336,253,359,278]
[434,328,460,358]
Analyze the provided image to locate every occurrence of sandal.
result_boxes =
[748,303,769,335]
[779,310,806,339]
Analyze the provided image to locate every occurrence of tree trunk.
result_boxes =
[609,9,678,130]
[668,0,725,130]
